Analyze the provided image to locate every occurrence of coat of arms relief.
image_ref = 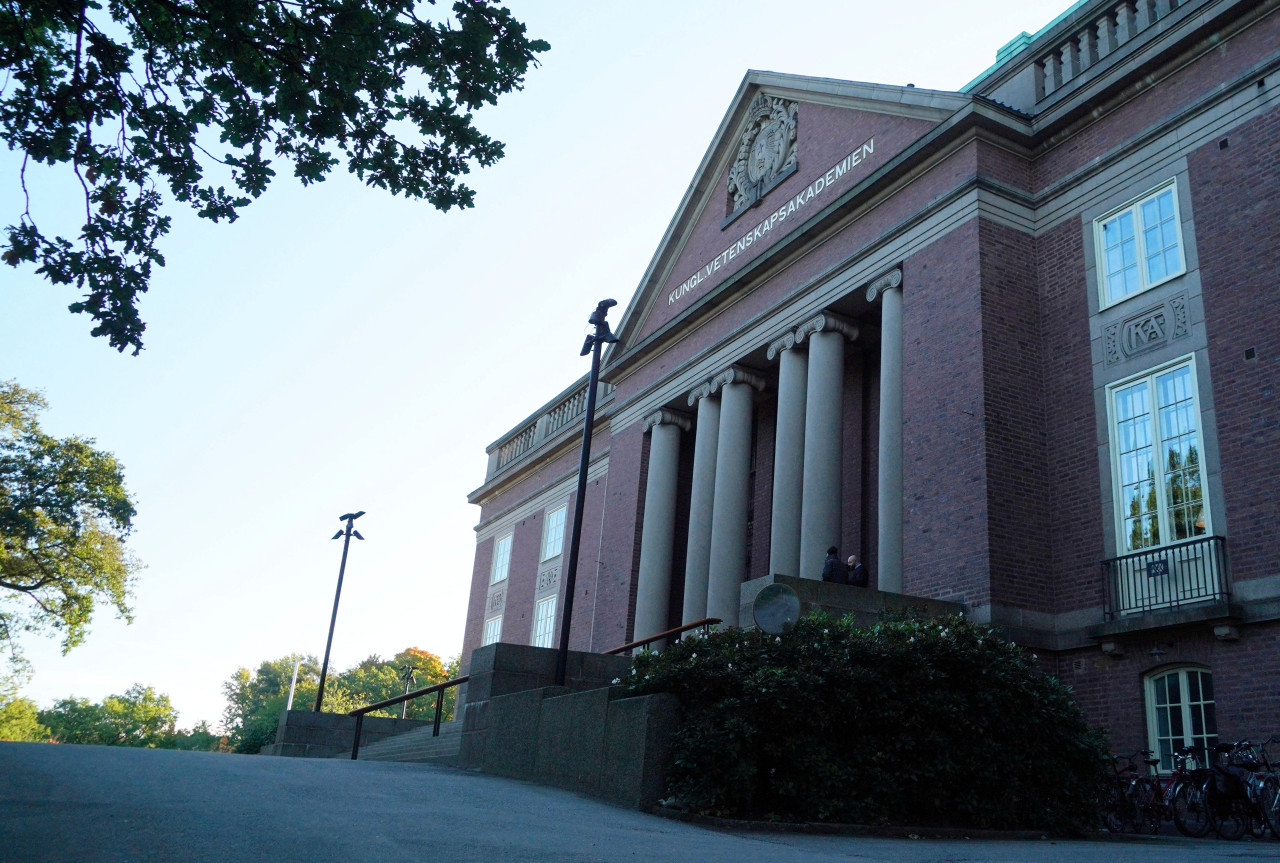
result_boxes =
[726,94,799,218]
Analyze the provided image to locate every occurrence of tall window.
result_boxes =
[490,534,512,585]
[482,616,502,646]
[1109,359,1208,553]
[1096,180,1185,308]
[541,505,567,561]
[1146,667,1217,770]
[532,597,557,648]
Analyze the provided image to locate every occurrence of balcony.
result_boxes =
[1101,534,1231,620]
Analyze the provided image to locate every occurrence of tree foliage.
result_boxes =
[627,613,1109,834]
[221,646,457,753]
[39,682,179,746]
[0,671,49,740]
[1,0,548,353]
[0,380,139,668]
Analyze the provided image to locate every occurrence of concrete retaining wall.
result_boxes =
[261,710,432,758]
[459,685,679,810]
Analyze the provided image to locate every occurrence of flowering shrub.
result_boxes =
[626,613,1107,832]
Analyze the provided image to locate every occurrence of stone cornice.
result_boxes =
[865,267,903,303]
[643,408,691,433]
[795,310,858,344]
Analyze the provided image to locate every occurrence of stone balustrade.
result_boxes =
[488,378,615,479]
[1035,0,1195,101]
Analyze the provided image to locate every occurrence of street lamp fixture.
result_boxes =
[315,510,365,713]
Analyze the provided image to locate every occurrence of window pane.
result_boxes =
[491,535,512,584]
[541,506,567,560]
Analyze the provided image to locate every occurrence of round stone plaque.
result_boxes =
[753,583,801,635]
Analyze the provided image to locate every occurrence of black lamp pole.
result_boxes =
[315,510,365,712]
[554,300,619,687]
[399,665,418,719]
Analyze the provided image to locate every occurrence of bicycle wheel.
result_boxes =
[1261,775,1280,840]
[1212,800,1247,841]
[1131,778,1161,835]
[1172,779,1212,838]
[1103,783,1129,833]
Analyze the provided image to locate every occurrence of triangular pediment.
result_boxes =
[607,71,969,369]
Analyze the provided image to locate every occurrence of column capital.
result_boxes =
[711,364,766,393]
[795,311,858,344]
[766,330,799,361]
[687,380,717,406]
[865,266,903,302]
[643,408,691,433]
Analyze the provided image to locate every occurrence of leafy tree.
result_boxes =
[0,671,49,741]
[221,652,321,753]
[1,0,549,353]
[336,646,459,719]
[0,380,139,668]
[39,683,179,746]
[222,647,457,753]
[170,719,231,752]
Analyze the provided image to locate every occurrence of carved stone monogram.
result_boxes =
[727,95,798,216]
[487,590,505,612]
[1103,294,1190,365]
[536,567,560,592]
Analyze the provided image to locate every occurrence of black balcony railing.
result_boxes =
[1102,535,1230,620]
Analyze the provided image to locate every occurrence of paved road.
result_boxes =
[2,742,1277,863]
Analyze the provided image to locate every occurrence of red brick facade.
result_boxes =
[465,0,1280,755]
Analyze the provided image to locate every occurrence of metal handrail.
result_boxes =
[605,618,722,655]
[348,675,468,760]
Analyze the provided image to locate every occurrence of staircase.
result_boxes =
[336,720,462,765]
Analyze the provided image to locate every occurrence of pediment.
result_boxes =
[607,71,968,368]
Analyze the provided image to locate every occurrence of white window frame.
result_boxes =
[540,505,567,562]
[490,534,512,585]
[1106,354,1211,555]
[1094,179,1186,310]
[482,615,503,646]
[531,596,557,648]
[1145,666,1217,771]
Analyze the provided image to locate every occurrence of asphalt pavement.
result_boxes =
[1,741,1277,863]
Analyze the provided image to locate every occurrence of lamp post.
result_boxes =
[554,299,619,687]
[399,664,418,719]
[315,511,365,713]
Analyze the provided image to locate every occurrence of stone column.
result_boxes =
[868,268,904,593]
[682,383,720,624]
[796,312,858,580]
[706,366,765,627]
[767,331,807,578]
[633,409,689,646]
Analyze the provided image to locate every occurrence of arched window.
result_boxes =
[1145,666,1217,770]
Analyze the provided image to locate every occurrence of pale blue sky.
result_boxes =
[1,1,1072,727]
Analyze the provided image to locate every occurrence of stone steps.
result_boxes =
[339,720,463,765]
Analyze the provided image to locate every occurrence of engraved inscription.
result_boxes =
[536,567,560,591]
[1104,295,1190,366]
[1123,311,1167,354]
[488,590,505,612]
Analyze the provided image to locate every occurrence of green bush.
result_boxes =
[626,612,1107,833]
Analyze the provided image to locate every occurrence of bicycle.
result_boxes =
[1103,750,1160,834]
[1163,745,1212,838]
[1207,740,1269,840]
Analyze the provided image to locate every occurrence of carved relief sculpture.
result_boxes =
[727,94,799,216]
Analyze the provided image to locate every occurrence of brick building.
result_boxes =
[463,0,1280,763]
